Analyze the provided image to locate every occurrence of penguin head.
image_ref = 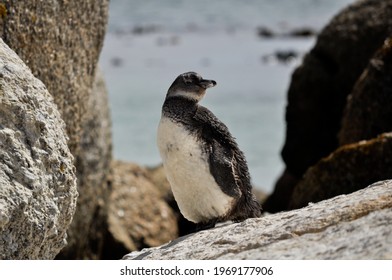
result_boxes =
[166,72,216,102]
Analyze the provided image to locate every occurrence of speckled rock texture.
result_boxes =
[289,133,392,209]
[339,38,392,145]
[105,161,178,259]
[123,180,392,260]
[0,39,77,259]
[57,69,112,259]
[266,0,392,212]
[0,1,112,259]
[0,0,109,155]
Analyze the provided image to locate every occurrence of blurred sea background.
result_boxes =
[99,0,355,193]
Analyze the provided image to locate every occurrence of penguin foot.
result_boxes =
[195,219,218,232]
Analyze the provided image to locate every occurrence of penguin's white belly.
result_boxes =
[157,116,234,223]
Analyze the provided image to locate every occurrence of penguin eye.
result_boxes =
[182,73,199,85]
[183,77,193,85]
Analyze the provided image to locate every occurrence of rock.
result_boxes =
[0,0,109,155]
[256,26,317,39]
[339,38,392,145]
[132,25,161,35]
[123,180,392,260]
[257,26,275,38]
[286,27,317,37]
[289,133,392,210]
[0,39,77,259]
[57,69,112,259]
[267,0,392,212]
[262,50,300,65]
[282,0,392,177]
[284,38,392,210]
[104,161,178,259]
[1,2,112,258]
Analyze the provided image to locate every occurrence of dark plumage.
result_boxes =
[157,72,262,229]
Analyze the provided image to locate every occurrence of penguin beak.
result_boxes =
[199,79,217,89]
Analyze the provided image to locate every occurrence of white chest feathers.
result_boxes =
[157,116,234,223]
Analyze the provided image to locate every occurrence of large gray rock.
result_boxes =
[266,0,392,212]
[124,180,392,260]
[1,1,112,259]
[0,39,77,259]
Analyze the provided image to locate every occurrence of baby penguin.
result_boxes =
[157,72,261,230]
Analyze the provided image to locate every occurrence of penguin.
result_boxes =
[157,72,262,230]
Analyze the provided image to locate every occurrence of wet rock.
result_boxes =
[286,27,317,37]
[289,133,392,210]
[0,39,77,259]
[104,161,178,259]
[132,24,161,35]
[257,26,317,38]
[257,26,275,38]
[339,38,392,145]
[267,0,392,212]
[123,180,392,260]
[57,69,112,259]
[110,57,123,67]
[262,50,300,65]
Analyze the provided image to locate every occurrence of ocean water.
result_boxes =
[99,0,355,193]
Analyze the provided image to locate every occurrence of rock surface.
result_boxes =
[0,0,109,155]
[339,37,392,145]
[266,0,392,212]
[104,161,178,259]
[123,180,392,260]
[57,69,113,259]
[0,39,77,259]
[1,2,113,259]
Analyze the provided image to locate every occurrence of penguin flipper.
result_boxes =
[192,106,245,198]
[193,106,262,219]
[208,139,241,198]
